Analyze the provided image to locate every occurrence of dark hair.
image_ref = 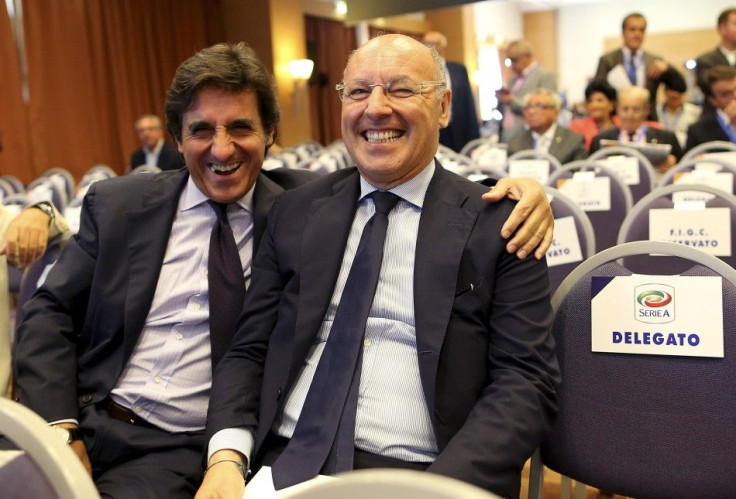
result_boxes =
[704,65,736,96]
[718,8,736,27]
[585,80,617,103]
[622,12,646,31]
[165,42,280,146]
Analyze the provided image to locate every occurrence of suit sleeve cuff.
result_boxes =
[207,427,255,463]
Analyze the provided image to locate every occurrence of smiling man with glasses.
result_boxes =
[507,88,587,163]
[198,34,560,499]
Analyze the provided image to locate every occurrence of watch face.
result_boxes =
[53,426,71,444]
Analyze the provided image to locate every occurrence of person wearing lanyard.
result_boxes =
[685,66,736,154]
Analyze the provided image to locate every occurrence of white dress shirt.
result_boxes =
[110,177,254,433]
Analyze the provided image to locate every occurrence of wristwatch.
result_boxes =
[51,425,81,444]
[33,201,56,225]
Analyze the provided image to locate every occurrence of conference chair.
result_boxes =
[84,164,117,180]
[506,150,563,185]
[0,175,24,194]
[43,167,76,202]
[544,186,596,292]
[617,184,736,273]
[589,145,656,204]
[275,469,500,499]
[658,157,736,193]
[26,177,67,211]
[548,161,633,251]
[0,398,99,499]
[0,178,15,201]
[682,140,736,162]
[528,240,736,499]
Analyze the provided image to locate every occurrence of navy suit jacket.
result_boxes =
[14,168,316,423]
[440,61,480,152]
[206,162,560,498]
[130,141,184,171]
[684,113,733,154]
[589,127,683,161]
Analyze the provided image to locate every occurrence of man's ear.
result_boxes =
[438,88,452,129]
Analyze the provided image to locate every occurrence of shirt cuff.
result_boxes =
[208,427,255,463]
[48,419,79,426]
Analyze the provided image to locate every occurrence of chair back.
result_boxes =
[507,150,562,184]
[658,156,736,194]
[617,183,736,273]
[549,160,633,251]
[544,186,595,293]
[589,145,655,203]
[281,468,500,499]
[682,140,736,161]
[0,398,100,499]
[536,241,736,498]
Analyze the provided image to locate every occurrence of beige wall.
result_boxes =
[218,0,312,147]
[523,10,557,76]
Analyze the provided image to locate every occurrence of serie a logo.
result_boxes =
[634,284,675,324]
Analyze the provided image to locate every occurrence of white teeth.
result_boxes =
[365,130,402,143]
[209,162,241,173]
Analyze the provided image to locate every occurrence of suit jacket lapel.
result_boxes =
[289,172,361,384]
[123,171,188,361]
[252,172,285,255]
[414,161,478,415]
[548,128,563,158]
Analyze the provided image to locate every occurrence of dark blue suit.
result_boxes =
[206,162,560,498]
[14,167,316,497]
[440,61,480,152]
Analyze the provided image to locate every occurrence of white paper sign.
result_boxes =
[546,216,583,266]
[701,151,736,166]
[591,275,724,357]
[508,159,549,184]
[472,145,507,169]
[243,466,336,498]
[649,207,731,256]
[671,171,733,204]
[599,155,640,185]
[557,176,611,212]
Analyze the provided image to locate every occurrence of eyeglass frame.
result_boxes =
[335,78,447,102]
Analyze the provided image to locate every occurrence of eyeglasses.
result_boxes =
[524,103,556,111]
[336,78,446,102]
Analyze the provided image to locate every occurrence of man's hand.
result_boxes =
[195,450,247,499]
[52,423,92,476]
[482,177,554,260]
[70,439,93,476]
[648,59,669,79]
[0,206,51,268]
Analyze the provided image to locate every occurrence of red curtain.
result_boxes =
[21,0,220,181]
[0,6,34,182]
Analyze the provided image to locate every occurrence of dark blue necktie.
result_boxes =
[627,52,637,85]
[208,201,245,372]
[271,191,400,489]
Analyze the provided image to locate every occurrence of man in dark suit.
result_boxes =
[507,88,587,163]
[695,8,736,115]
[685,66,736,154]
[422,31,480,152]
[11,41,556,498]
[198,34,559,499]
[594,12,686,121]
[129,114,184,171]
[591,86,682,172]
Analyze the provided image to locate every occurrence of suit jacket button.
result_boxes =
[81,395,93,403]
[276,388,282,401]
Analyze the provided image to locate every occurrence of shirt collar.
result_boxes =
[179,175,254,213]
[532,123,557,141]
[521,61,539,78]
[359,160,435,209]
[145,138,165,155]
[622,46,642,60]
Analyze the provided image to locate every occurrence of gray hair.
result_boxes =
[522,88,562,110]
